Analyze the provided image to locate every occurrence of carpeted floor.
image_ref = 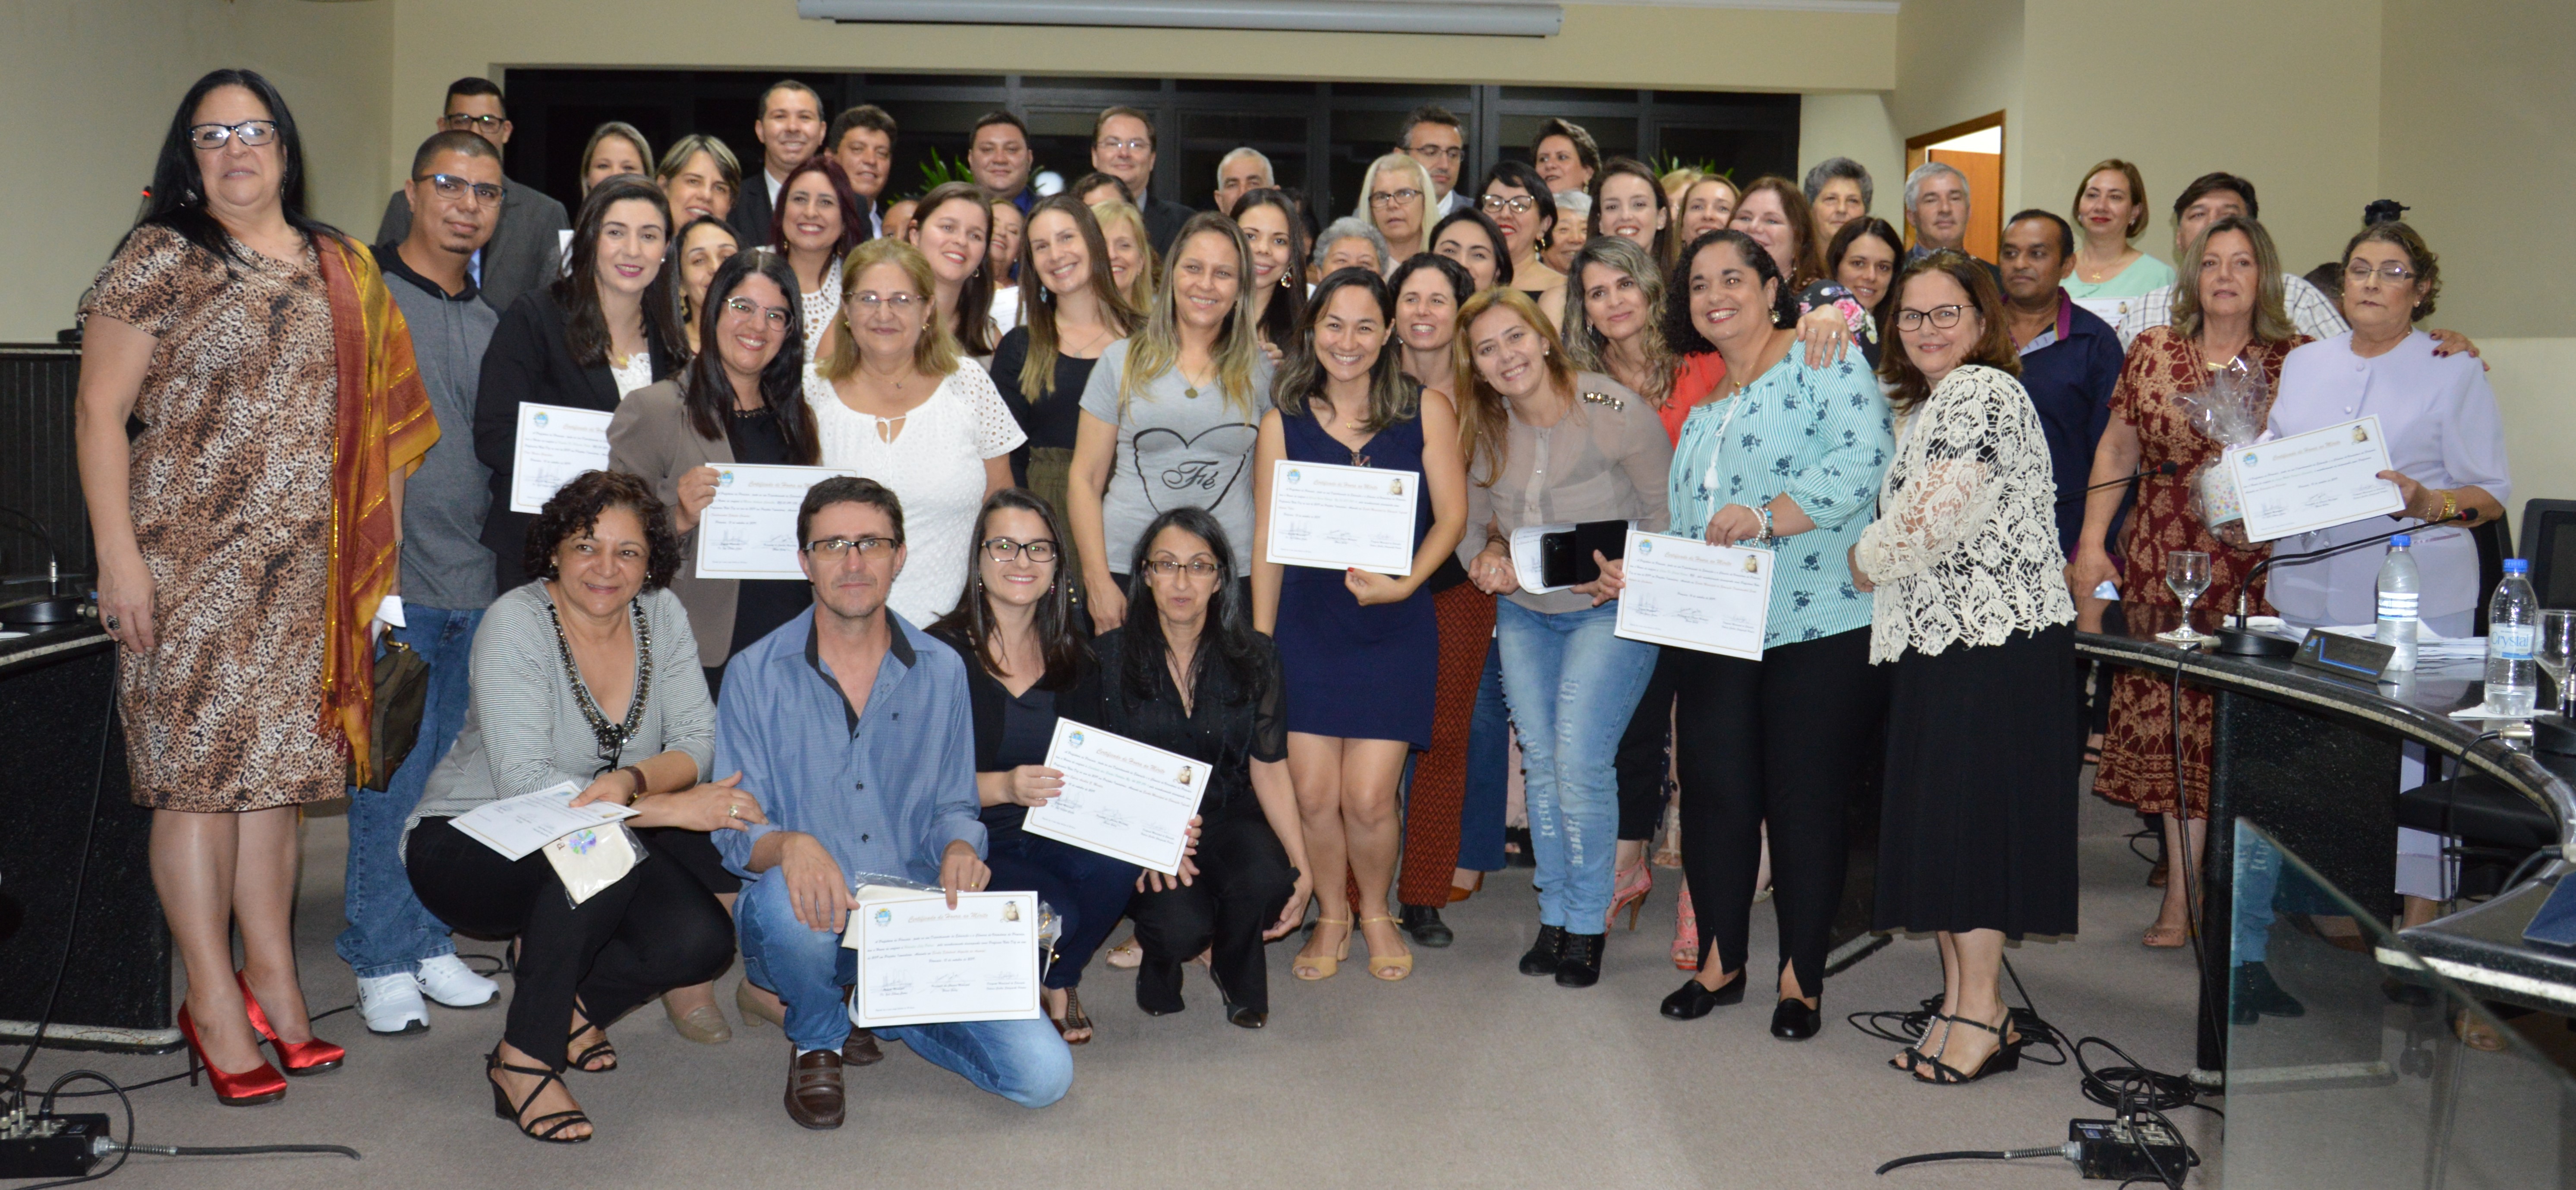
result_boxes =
[27,781,2220,1189]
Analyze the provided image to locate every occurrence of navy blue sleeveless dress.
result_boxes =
[1275,406,1438,748]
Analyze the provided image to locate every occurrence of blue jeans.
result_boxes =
[1494,600,1657,934]
[339,605,482,979]
[1458,641,1512,872]
[735,873,1072,1108]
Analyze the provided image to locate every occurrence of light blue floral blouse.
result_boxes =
[1666,352,1894,648]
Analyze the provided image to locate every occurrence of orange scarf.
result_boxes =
[315,238,437,772]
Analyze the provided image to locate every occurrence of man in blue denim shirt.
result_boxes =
[714,477,1071,1129]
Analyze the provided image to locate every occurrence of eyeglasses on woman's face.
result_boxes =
[189,120,278,151]
[1144,558,1220,578]
[1371,188,1424,210]
[1480,194,1537,215]
[1893,304,1968,331]
[982,537,1058,563]
[2344,261,2416,284]
[848,291,921,312]
[723,294,793,328]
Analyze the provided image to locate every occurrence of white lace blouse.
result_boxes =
[1852,365,2075,663]
[805,361,1027,626]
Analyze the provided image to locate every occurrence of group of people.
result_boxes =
[74,65,2510,1144]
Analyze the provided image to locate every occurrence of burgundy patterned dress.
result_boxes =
[2092,328,2306,818]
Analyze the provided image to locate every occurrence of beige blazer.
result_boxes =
[608,379,738,668]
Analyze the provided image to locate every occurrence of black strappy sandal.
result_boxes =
[1889,1013,1952,1073]
[567,1003,617,1073]
[1915,1012,2025,1085]
[488,1050,591,1144]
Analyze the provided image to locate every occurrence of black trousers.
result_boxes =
[1612,648,1684,840]
[407,818,735,1070]
[1672,627,1887,998]
[1127,810,1294,1014]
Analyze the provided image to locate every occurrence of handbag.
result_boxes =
[349,637,429,791]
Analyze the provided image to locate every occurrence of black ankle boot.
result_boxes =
[1554,932,1605,988]
[1518,925,1567,976]
[1398,904,1454,948]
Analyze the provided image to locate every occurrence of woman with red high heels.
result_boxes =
[78,71,425,1105]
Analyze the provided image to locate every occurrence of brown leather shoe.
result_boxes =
[841,1027,885,1067]
[784,1049,845,1130]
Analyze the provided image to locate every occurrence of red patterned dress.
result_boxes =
[2091,328,2308,818]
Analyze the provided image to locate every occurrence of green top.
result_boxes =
[2063,252,2176,300]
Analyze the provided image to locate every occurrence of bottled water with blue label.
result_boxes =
[2375,535,2418,671]
[2485,557,2538,715]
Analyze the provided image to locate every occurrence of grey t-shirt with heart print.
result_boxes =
[1078,338,1275,576]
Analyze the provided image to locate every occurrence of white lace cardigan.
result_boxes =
[1852,364,2075,663]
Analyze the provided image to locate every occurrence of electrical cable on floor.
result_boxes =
[1874,1146,2066,1176]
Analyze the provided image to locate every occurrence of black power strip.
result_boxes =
[2068,1117,2194,1182]
[0,1112,111,1180]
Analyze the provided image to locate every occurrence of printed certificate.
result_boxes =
[448,781,638,861]
[2229,416,2405,543]
[694,464,861,579]
[1021,719,1206,875]
[508,403,615,515]
[844,888,1042,1028]
[1264,459,1420,575]
[1613,530,1772,661]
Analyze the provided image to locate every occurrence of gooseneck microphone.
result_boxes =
[2213,511,2474,657]
[2056,461,2179,505]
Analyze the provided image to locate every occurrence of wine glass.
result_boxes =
[2157,550,2213,645]
[2536,609,2576,717]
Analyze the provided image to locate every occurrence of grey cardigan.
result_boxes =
[404,582,715,847]
[607,378,737,668]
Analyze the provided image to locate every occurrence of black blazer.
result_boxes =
[728,175,776,253]
[1140,195,1197,255]
[473,286,681,590]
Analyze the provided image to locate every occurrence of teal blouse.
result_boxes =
[1666,351,1894,648]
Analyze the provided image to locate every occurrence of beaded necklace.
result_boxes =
[545,593,654,772]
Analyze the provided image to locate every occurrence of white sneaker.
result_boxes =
[356,972,431,1035]
[415,954,501,1008]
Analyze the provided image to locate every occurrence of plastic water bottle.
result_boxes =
[2375,536,2419,671]
[2485,558,2539,715]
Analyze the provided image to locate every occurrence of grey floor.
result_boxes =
[33,781,2221,1189]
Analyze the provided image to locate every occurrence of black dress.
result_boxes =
[1082,628,1296,1016]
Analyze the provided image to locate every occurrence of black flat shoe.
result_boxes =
[1519,925,1568,976]
[1770,997,1822,1039]
[1554,932,1605,988]
[1225,1004,1267,1029]
[1661,971,1746,1020]
[2233,961,2306,1025]
[1398,904,1454,948]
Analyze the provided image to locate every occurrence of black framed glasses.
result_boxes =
[441,113,506,133]
[722,295,792,328]
[416,173,503,203]
[982,537,1058,563]
[803,536,898,558]
[187,120,277,151]
[1893,304,1968,331]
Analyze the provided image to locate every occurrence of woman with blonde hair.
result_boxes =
[1091,198,1160,317]
[1070,212,1275,630]
[1678,175,1741,244]
[579,122,652,196]
[2063,158,2176,325]
[805,237,1023,624]
[1453,287,1672,988]
[1357,153,1438,264]
[991,194,1139,581]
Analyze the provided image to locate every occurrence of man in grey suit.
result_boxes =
[374,77,568,314]
[1092,106,1196,254]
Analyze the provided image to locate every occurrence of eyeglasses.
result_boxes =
[803,536,898,558]
[849,292,921,312]
[441,113,506,133]
[1144,559,1220,578]
[722,295,793,328]
[1096,137,1150,154]
[1893,304,1968,331]
[416,173,503,203]
[1480,195,1537,215]
[1370,188,1425,209]
[187,120,277,151]
[982,537,1059,563]
[2344,261,2417,284]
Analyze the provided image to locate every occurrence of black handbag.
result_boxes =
[350,638,429,791]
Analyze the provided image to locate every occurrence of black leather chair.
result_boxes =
[2519,498,2576,612]
[2399,768,2556,899]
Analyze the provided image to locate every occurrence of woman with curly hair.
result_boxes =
[404,470,758,1143]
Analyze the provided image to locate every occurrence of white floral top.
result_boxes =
[1853,365,2075,663]
[805,360,1027,626]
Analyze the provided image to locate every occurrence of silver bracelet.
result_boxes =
[1755,504,1775,544]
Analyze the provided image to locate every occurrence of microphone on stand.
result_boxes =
[2056,461,2180,506]
[0,506,85,627]
[2213,510,2476,657]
